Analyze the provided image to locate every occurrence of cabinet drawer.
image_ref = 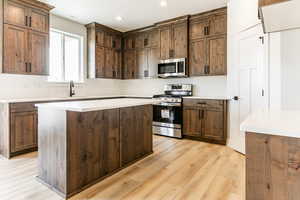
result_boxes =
[183,99,224,110]
[10,103,37,113]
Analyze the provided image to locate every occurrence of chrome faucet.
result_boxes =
[70,81,75,97]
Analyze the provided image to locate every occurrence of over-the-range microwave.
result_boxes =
[158,58,187,78]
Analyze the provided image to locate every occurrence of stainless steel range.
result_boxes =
[152,84,193,138]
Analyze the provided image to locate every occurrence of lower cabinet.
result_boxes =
[120,105,153,166]
[183,99,228,145]
[62,105,153,196]
[67,109,120,193]
[10,111,37,153]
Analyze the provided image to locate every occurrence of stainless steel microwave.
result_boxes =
[158,58,187,78]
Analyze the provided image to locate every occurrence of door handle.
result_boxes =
[233,96,239,101]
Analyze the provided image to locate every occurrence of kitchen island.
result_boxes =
[241,110,300,200]
[35,98,158,198]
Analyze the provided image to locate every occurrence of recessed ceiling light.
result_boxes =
[115,16,123,21]
[160,0,167,7]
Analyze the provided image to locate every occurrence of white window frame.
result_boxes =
[48,28,84,83]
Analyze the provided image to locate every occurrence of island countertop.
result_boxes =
[240,109,300,138]
[35,98,160,112]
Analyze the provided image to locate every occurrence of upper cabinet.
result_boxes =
[259,0,288,7]
[189,8,227,76]
[86,22,122,79]
[259,0,300,33]
[123,27,160,80]
[157,17,188,60]
[1,0,53,75]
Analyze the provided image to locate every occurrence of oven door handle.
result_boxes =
[153,103,181,107]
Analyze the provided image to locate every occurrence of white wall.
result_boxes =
[0,14,122,100]
[120,76,227,97]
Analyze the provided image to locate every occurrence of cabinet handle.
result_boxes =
[25,62,28,72]
[29,63,32,72]
[207,65,210,74]
[144,38,148,47]
[113,70,116,78]
[25,16,28,26]
[199,110,204,119]
[29,16,32,27]
[204,27,207,35]
[132,71,134,78]
[206,26,210,35]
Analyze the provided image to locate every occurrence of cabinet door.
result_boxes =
[120,105,152,166]
[10,111,37,153]
[148,48,159,78]
[173,22,188,58]
[96,30,105,46]
[28,31,49,75]
[159,26,172,60]
[149,29,159,48]
[113,36,121,50]
[95,47,105,78]
[114,51,122,79]
[207,35,227,75]
[104,33,113,48]
[124,36,135,50]
[67,109,120,193]
[104,48,114,78]
[4,0,28,27]
[124,50,136,79]
[209,13,227,36]
[202,109,225,142]
[135,33,144,49]
[183,108,203,137]
[3,24,28,74]
[29,8,49,33]
[190,17,209,40]
[189,39,206,76]
[136,49,148,78]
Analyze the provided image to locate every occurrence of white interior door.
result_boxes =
[228,24,268,154]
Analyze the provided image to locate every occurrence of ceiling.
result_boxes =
[40,0,227,32]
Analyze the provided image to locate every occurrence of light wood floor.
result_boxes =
[0,136,245,200]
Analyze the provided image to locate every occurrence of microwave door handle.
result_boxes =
[175,62,179,73]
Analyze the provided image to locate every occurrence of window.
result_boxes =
[49,29,83,83]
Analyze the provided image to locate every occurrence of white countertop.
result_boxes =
[240,110,300,138]
[36,98,160,112]
[0,95,153,103]
[183,96,231,100]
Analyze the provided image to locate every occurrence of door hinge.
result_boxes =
[259,36,264,44]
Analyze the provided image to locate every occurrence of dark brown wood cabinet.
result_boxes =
[157,18,188,60]
[189,8,227,76]
[246,132,300,200]
[120,105,153,166]
[10,111,37,153]
[124,27,159,79]
[183,98,228,145]
[37,104,153,198]
[67,109,120,194]
[123,49,137,79]
[86,22,122,79]
[1,0,53,75]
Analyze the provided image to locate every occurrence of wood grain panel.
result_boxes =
[4,0,27,27]
[3,24,28,74]
[28,30,49,75]
[29,8,49,33]
[173,22,188,58]
[159,26,172,60]
[259,0,289,7]
[183,107,203,137]
[207,35,227,75]
[189,39,206,76]
[246,132,300,200]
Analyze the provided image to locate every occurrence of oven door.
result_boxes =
[158,62,177,78]
[153,104,182,126]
